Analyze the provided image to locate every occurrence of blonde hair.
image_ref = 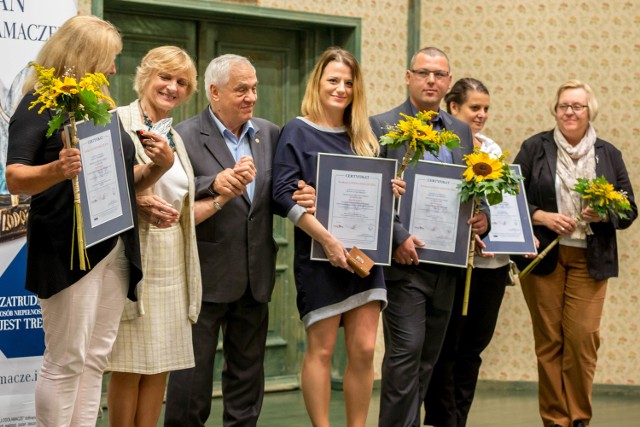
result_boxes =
[301,47,379,157]
[134,46,197,102]
[23,15,122,95]
[550,79,599,121]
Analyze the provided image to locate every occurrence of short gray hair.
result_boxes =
[204,54,255,94]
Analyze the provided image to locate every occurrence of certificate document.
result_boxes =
[487,193,525,243]
[311,153,396,265]
[399,160,473,268]
[481,164,537,254]
[67,112,134,248]
[409,175,461,252]
[79,130,124,228]
[327,170,381,250]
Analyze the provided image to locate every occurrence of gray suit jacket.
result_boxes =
[176,107,279,303]
[370,99,486,280]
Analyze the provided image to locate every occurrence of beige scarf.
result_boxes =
[553,125,597,239]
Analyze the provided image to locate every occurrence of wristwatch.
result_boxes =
[213,198,223,211]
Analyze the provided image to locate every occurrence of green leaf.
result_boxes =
[46,114,65,138]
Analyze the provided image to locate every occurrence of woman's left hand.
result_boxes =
[322,236,354,273]
[581,206,604,223]
[140,131,174,170]
[136,194,180,228]
[392,178,406,198]
[474,234,494,257]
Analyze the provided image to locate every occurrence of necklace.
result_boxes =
[140,104,175,150]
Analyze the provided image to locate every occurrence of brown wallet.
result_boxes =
[347,246,375,278]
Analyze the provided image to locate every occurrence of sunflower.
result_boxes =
[462,150,504,182]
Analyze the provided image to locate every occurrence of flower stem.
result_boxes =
[68,114,90,271]
[397,146,416,178]
[462,199,480,316]
[518,236,561,280]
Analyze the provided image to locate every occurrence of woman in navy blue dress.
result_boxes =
[273,47,401,427]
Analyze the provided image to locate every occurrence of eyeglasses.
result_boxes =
[409,69,450,81]
[557,104,588,112]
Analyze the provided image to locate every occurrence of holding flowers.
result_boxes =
[513,80,636,427]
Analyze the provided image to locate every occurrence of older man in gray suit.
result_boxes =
[370,47,489,427]
[164,54,314,427]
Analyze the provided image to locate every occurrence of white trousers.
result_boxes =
[36,239,128,427]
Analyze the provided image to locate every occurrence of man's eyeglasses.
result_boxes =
[557,104,588,113]
[409,69,450,81]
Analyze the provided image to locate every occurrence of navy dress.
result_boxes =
[272,117,386,328]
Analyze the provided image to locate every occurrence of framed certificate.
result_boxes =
[65,112,134,248]
[482,164,537,255]
[399,160,474,268]
[311,153,397,265]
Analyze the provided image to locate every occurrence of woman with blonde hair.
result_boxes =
[6,15,173,426]
[514,80,636,427]
[272,47,402,427]
[107,46,202,427]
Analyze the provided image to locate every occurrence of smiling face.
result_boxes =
[318,60,354,118]
[450,90,490,134]
[210,62,257,136]
[406,52,452,112]
[142,70,189,117]
[555,87,590,144]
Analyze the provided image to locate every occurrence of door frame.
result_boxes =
[94,0,361,60]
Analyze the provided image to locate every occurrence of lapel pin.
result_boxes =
[255,138,260,144]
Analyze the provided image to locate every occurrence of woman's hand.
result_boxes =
[58,147,82,179]
[322,236,353,272]
[392,178,406,198]
[136,194,180,228]
[535,211,576,236]
[140,131,174,170]
[581,206,605,223]
[474,234,494,257]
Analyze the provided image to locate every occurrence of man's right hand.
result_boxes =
[212,155,256,197]
[393,235,425,265]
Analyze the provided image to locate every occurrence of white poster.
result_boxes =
[0,2,77,425]
[0,0,78,193]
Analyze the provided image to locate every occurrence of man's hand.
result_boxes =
[212,155,256,197]
[292,180,316,214]
[393,235,425,265]
[468,212,489,235]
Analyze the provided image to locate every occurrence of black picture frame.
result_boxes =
[482,164,537,255]
[65,112,134,248]
[311,153,397,265]
[399,160,474,268]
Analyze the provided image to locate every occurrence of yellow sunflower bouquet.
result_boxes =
[458,149,522,315]
[518,176,632,279]
[379,110,461,177]
[29,62,115,270]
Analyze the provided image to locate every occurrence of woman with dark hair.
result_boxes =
[5,15,172,426]
[514,80,636,427]
[272,47,402,427]
[424,77,511,427]
[107,46,202,427]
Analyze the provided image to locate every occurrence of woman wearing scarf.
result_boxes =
[513,80,636,427]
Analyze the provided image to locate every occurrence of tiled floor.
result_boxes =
[96,383,640,426]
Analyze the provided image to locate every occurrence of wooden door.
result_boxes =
[105,11,306,390]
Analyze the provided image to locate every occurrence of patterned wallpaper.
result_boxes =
[82,0,640,386]
[263,0,640,387]
[425,0,640,386]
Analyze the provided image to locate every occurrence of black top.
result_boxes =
[272,118,386,322]
[513,129,637,280]
[7,92,142,300]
